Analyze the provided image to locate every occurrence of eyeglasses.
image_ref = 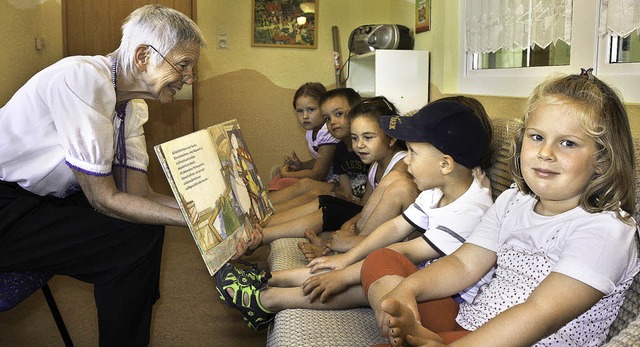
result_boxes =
[147,45,197,84]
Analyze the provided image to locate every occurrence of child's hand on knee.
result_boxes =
[307,253,350,273]
[301,270,348,303]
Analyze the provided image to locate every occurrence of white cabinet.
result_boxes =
[346,50,429,115]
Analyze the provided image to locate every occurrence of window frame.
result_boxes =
[457,0,640,103]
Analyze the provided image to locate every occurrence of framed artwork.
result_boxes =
[252,0,318,48]
[415,0,431,33]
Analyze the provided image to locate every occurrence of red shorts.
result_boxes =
[361,248,470,344]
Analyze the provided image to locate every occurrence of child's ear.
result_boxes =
[440,155,454,174]
[134,45,150,71]
[389,138,397,148]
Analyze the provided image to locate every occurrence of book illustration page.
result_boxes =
[156,129,248,275]
[155,119,273,275]
[208,120,273,227]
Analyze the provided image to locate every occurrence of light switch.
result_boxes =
[35,37,45,51]
[218,27,228,49]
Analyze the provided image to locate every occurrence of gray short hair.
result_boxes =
[112,4,205,77]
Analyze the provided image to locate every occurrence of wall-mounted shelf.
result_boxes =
[346,50,430,115]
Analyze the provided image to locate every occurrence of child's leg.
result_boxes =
[216,266,367,329]
[269,178,333,205]
[265,199,320,227]
[261,209,323,244]
[268,266,328,287]
[273,188,327,212]
[362,248,420,321]
[260,284,368,311]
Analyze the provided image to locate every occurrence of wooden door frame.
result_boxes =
[61,0,198,57]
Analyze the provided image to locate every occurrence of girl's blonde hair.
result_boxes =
[509,72,636,221]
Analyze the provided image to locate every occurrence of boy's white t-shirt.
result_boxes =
[0,55,149,198]
[461,188,640,346]
[402,175,494,303]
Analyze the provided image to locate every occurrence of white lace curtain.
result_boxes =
[599,0,640,37]
[465,0,572,54]
[466,0,640,54]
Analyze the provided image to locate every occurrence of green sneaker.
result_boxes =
[215,263,275,331]
[216,261,271,290]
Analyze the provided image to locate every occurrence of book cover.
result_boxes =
[154,119,273,275]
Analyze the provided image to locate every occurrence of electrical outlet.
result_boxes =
[218,36,228,49]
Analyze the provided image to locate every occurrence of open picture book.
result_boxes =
[154,119,273,275]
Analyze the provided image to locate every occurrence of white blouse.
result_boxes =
[0,55,149,197]
[460,188,640,345]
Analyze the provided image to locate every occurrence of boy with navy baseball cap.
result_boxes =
[380,100,490,170]
[358,99,495,338]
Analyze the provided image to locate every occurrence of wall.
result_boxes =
[195,0,407,174]
[0,0,63,105]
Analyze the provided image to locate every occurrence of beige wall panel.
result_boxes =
[196,69,308,177]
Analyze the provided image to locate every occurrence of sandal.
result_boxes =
[216,261,271,290]
[237,259,272,287]
[215,265,275,331]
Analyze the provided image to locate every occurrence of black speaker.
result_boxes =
[348,24,414,54]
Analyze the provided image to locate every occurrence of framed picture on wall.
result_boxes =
[252,0,318,48]
[416,0,431,33]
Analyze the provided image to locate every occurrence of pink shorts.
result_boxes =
[267,174,299,191]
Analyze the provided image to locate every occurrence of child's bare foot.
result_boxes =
[381,299,443,346]
[298,242,333,262]
[304,228,326,247]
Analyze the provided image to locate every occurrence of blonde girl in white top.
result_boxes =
[373,71,639,346]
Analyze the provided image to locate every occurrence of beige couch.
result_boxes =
[265,117,640,346]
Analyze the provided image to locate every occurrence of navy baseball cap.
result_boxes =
[380,100,489,169]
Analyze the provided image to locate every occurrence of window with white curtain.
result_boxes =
[458,0,640,103]
[465,0,573,69]
[603,0,640,63]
